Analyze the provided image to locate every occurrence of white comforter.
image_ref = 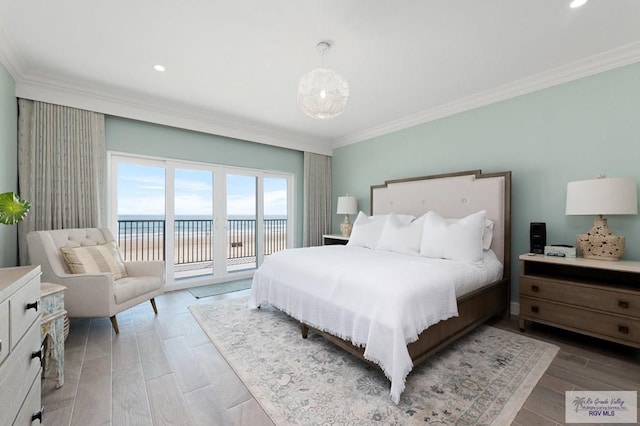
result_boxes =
[249,245,467,404]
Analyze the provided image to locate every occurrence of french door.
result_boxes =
[109,154,293,289]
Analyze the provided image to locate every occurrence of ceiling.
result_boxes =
[1,1,639,155]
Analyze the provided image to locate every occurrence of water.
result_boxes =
[117,215,287,237]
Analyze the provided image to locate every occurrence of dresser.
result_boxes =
[0,265,43,425]
[519,254,640,348]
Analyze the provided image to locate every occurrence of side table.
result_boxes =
[41,282,66,388]
[322,234,349,245]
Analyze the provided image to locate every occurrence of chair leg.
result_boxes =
[150,298,158,315]
[110,316,120,334]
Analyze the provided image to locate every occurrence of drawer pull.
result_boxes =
[31,344,45,367]
[25,299,39,312]
[618,325,630,334]
[531,285,540,293]
[531,305,539,314]
[618,300,629,309]
[32,408,43,423]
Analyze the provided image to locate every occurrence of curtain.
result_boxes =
[303,152,332,247]
[17,99,105,264]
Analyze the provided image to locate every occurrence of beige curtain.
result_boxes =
[303,152,332,247]
[17,99,105,264]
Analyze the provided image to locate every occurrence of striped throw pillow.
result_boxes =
[60,241,128,280]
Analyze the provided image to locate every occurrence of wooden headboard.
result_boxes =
[371,170,512,277]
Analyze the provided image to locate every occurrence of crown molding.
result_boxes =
[332,41,640,149]
[15,77,333,156]
[0,18,23,79]
[3,20,639,157]
[0,19,333,157]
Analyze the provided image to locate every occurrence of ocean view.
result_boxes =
[118,214,287,222]
[117,215,288,236]
[116,214,289,265]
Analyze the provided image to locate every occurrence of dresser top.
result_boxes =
[519,253,640,273]
[0,265,41,301]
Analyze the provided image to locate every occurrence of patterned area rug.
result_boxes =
[189,297,558,425]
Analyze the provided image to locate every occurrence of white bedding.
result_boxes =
[248,245,503,404]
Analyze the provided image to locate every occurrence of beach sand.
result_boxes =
[118,232,287,264]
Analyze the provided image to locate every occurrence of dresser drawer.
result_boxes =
[0,300,8,365]
[520,296,640,345]
[520,276,640,317]
[13,373,42,425]
[10,275,41,350]
[0,321,42,426]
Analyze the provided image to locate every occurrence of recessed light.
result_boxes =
[154,64,165,72]
[569,0,588,8]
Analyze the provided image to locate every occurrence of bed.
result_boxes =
[249,169,511,403]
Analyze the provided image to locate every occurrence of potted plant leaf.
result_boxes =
[0,192,31,225]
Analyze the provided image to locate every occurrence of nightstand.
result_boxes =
[41,282,66,388]
[519,254,640,348]
[323,234,349,245]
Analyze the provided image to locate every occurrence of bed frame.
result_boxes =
[301,169,511,368]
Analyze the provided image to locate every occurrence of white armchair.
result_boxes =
[27,228,165,334]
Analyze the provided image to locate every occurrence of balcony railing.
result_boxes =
[117,219,287,268]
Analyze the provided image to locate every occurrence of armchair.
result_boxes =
[27,228,165,334]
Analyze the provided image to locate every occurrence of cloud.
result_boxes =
[118,194,166,215]
[117,167,288,217]
[175,194,213,215]
[264,189,287,215]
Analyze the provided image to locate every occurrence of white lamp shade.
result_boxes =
[566,177,638,215]
[336,196,357,215]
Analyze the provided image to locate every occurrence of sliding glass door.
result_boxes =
[264,177,289,259]
[226,174,257,273]
[115,161,166,264]
[110,154,293,289]
[174,167,214,279]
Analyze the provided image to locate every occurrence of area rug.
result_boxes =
[189,297,558,425]
[187,279,252,298]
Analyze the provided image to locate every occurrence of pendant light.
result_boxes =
[297,41,349,119]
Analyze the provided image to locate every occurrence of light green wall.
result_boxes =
[106,116,305,246]
[332,62,640,302]
[0,62,17,267]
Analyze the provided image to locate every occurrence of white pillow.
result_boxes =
[371,213,416,225]
[420,210,486,263]
[376,213,426,256]
[446,217,494,250]
[347,212,416,249]
[346,212,388,249]
[482,219,494,250]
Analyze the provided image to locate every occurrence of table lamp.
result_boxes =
[336,195,357,237]
[565,175,638,261]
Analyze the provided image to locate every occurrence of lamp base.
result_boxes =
[340,215,353,237]
[576,215,625,261]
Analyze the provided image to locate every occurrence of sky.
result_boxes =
[117,163,287,216]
